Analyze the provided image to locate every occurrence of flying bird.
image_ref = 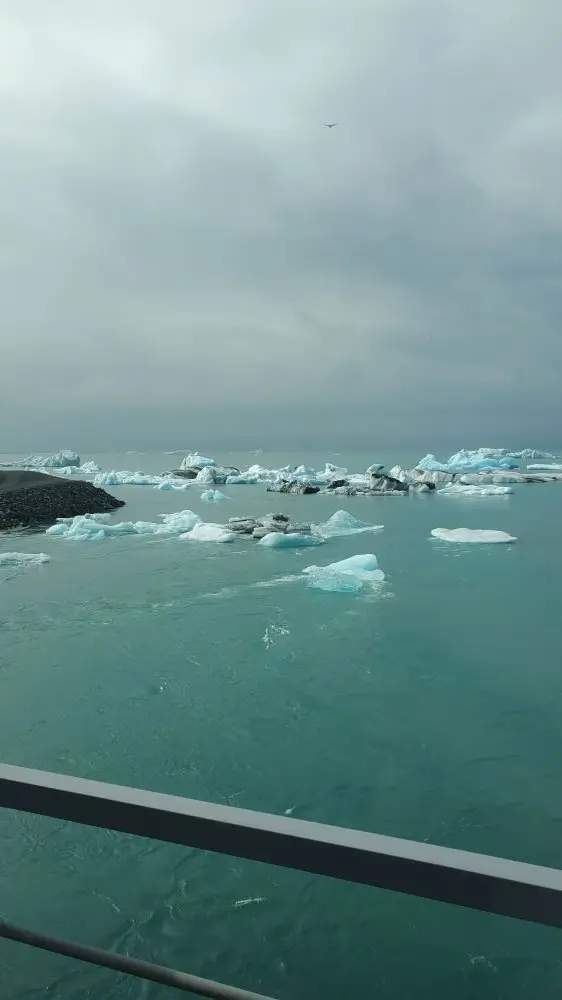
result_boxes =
[324,122,338,128]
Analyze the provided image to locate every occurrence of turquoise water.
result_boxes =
[1,450,562,999]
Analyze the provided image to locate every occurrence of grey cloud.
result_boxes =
[1,0,561,451]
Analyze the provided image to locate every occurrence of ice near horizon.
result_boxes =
[303,554,385,592]
[437,483,513,497]
[431,528,517,544]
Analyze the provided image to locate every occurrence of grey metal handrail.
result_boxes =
[2,762,562,995]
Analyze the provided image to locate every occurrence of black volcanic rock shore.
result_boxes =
[0,470,124,530]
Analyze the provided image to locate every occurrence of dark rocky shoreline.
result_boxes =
[0,471,124,531]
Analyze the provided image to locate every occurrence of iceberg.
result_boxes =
[180,453,217,469]
[200,490,230,502]
[24,450,81,469]
[313,510,384,539]
[181,523,235,542]
[417,450,518,474]
[527,463,562,472]
[154,479,190,490]
[0,552,50,568]
[94,471,163,487]
[226,474,259,485]
[46,509,203,540]
[303,553,385,592]
[258,532,323,548]
[431,528,517,544]
[438,483,513,497]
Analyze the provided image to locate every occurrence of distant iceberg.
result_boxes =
[527,463,562,472]
[180,453,217,469]
[417,450,518,474]
[303,553,385,592]
[431,528,517,544]
[94,471,163,487]
[438,483,513,497]
[25,450,81,469]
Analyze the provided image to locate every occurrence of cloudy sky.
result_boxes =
[1,0,561,451]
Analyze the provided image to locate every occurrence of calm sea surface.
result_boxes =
[1,449,562,999]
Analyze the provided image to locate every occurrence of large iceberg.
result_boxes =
[431,528,517,544]
[312,510,384,539]
[24,450,81,469]
[303,553,385,592]
[417,450,518,474]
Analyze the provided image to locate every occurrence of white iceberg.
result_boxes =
[154,478,190,490]
[303,553,385,592]
[201,490,230,502]
[94,471,163,487]
[46,509,203,540]
[258,531,323,548]
[24,450,81,469]
[431,528,517,544]
[438,483,513,497]
[180,453,217,469]
[313,510,384,539]
[0,552,50,568]
[417,450,518,474]
[527,463,562,471]
[181,523,235,543]
[226,474,259,485]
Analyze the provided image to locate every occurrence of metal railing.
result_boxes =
[2,762,562,996]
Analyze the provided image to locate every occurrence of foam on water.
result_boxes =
[0,552,50,568]
[431,528,517,544]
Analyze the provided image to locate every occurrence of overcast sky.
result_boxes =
[1,0,561,452]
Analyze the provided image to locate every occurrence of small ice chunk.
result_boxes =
[181,523,236,542]
[226,475,259,485]
[431,528,517,543]
[154,478,190,490]
[258,532,323,548]
[313,510,384,539]
[0,552,50,567]
[200,490,230,502]
[303,553,385,592]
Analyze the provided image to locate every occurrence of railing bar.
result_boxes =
[0,919,277,1000]
[2,763,562,928]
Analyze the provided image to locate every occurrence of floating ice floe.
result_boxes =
[0,552,50,568]
[438,483,513,497]
[181,523,235,543]
[200,490,230,502]
[47,510,203,540]
[94,471,163,487]
[303,553,385,592]
[527,463,562,472]
[312,510,384,539]
[258,531,323,548]
[431,528,517,544]
[154,478,190,490]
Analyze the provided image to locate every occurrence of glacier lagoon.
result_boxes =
[1,447,562,1000]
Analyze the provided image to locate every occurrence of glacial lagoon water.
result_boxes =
[1,448,562,999]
